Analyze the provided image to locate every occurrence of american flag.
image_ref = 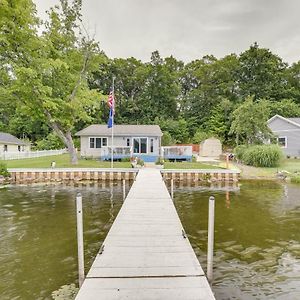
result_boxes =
[107,90,115,112]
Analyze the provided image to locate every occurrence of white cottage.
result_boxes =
[75,125,163,162]
[0,132,30,153]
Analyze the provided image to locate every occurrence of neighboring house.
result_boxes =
[0,132,30,153]
[267,115,300,157]
[75,125,163,162]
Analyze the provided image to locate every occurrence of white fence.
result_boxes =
[162,146,193,157]
[0,149,68,160]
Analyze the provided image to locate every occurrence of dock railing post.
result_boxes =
[122,179,126,200]
[76,193,85,287]
[171,179,174,200]
[207,195,215,283]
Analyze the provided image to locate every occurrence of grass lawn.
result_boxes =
[164,161,225,170]
[235,158,300,179]
[4,154,131,168]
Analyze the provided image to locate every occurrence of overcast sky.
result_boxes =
[34,0,300,64]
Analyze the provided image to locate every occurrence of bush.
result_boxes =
[234,145,248,161]
[291,176,300,184]
[0,162,10,178]
[121,157,131,162]
[236,144,283,167]
[35,132,64,150]
[137,157,144,166]
[155,157,164,165]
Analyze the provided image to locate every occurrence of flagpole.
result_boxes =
[111,76,115,168]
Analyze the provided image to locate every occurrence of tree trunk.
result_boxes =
[65,130,78,165]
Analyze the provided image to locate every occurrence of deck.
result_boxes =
[75,169,215,300]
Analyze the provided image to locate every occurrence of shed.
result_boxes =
[199,138,222,157]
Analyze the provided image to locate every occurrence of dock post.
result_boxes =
[207,196,215,283]
[122,179,126,200]
[171,179,174,200]
[76,193,85,287]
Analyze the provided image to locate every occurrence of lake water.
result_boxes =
[0,180,299,299]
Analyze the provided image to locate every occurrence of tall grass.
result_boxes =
[234,144,283,167]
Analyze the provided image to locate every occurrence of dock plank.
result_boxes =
[75,169,215,299]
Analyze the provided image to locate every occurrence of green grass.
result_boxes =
[4,154,131,168]
[164,161,225,170]
[236,158,300,179]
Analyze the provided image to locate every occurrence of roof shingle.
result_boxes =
[75,125,162,137]
[0,132,28,145]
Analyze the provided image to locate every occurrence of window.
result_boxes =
[133,138,148,154]
[277,137,287,148]
[150,139,154,153]
[89,137,108,149]
[90,138,95,148]
[126,138,130,147]
[96,138,101,148]
[18,145,21,152]
[4,145,7,152]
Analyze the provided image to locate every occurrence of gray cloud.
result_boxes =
[34,0,300,64]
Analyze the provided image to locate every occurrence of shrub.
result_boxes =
[234,145,248,161]
[241,144,283,167]
[137,158,144,166]
[155,157,164,165]
[121,157,131,162]
[291,176,300,184]
[0,162,10,178]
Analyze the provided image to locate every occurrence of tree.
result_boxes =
[136,51,180,122]
[4,0,101,164]
[230,96,272,145]
[267,99,300,118]
[237,42,289,101]
[205,98,234,142]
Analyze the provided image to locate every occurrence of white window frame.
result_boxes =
[277,136,287,148]
[150,138,154,153]
[132,137,148,154]
[89,137,108,149]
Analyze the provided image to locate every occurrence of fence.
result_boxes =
[0,149,68,160]
[162,146,193,158]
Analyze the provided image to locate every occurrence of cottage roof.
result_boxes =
[0,132,28,145]
[75,125,163,137]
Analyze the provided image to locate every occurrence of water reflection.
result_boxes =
[174,180,300,300]
[0,181,126,300]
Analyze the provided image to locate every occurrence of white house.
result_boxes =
[0,132,30,153]
[75,125,163,162]
[268,115,300,157]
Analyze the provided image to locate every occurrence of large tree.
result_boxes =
[237,42,289,101]
[2,0,101,164]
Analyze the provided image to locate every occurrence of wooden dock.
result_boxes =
[75,169,215,299]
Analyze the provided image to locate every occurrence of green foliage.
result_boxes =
[291,176,300,184]
[161,131,175,146]
[267,99,300,118]
[136,157,144,166]
[121,157,131,162]
[35,132,65,150]
[238,42,289,101]
[230,96,272,145]
[0,162,10,178]
[237,144,283,167]
[155,157,164,165]
[192,129,209,144]
[234,145,248,161]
